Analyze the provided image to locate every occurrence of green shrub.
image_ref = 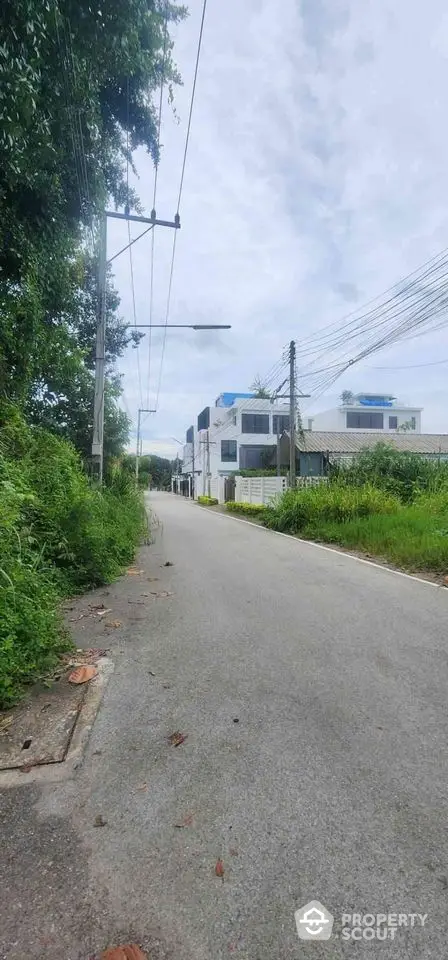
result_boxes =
[264,483,399,534]
[197,496,218,505]
[226,501,267,517]
[0,403,146,706]
[330,443,448,502]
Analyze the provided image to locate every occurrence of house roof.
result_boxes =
[295,431,448,455]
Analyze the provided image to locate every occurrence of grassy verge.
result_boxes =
[262,483,448,576]
[0,404,146,708]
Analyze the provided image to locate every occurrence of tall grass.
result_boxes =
[0,403,146,707]
[264,483,399,534]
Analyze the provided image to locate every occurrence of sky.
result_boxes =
[108,0,448,459]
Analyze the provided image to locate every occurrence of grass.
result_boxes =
[225,501,267,517]
[304,505,448,574]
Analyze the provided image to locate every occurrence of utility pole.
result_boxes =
[206,429,211,497]
[289,340,296,488]
[136,407,155,482]
[276,416,281,477]
[92,213,107,482]
[91,208,180,481]
[191,429,196,500]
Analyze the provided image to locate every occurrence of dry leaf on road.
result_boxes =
[127,568,145,576]
[174,812,194,828]
[100,945,147,960]
[215,859,225,879]
[68,665,98,684]
[105,620,122,628]
[168,731,187,747]
[150,591,173,599]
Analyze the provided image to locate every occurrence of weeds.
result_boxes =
[0,403,145,707]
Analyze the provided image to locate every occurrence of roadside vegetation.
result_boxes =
[197,496,219,506]
[0,2,184,706]
[226,445,448,577]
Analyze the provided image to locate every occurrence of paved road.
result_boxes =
[1,492,448,959]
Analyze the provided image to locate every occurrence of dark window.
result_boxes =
[239,445,273,469]
[197,407,210,432]
[410,416,416,430]
[346,412,384,429]
[241,413,270,434]
[273,415,290,434]
[186,425,194,443]
[221,440,237,462]
[388,416,398,429]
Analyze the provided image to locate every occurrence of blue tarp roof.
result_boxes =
[215,392,254,407]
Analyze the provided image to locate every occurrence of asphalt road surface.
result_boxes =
[1,491,447,959]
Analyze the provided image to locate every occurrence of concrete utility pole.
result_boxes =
[92,214,108,481]
[206,429,211,497]
[191,429,196,500]
[289,339,296,488]
[91,208,180,482]
[136,408,156,482]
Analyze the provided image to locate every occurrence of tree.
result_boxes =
[340,390,355,404]
[250,376,271,399]
[0,0,186,461]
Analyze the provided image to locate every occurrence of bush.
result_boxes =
[226,501,267,517]
[263,483,399,534]
[0,403,146,706]
[197,496,218,505]
[330,443,448,502]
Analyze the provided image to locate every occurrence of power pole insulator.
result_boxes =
[174,213,181,229]
[150,208,156,221]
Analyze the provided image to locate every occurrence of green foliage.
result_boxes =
[0,404,145,706]
[225,502,267,517]
[233,468,288,477]
[197,496,218,506]
[263,483,399,534]
[122,453,173,490]
[329,444,448,503]
[0,0,185,459]
[307,505,448,575]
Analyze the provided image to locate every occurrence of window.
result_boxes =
[411,416,416,430]
[239,445,274,469]
[273,414,290,434]
[388,416,398,429]
[221,439,237,462]
[241,413,270,434]
[346,412,384,429]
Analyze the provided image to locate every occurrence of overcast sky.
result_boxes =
[109,0,448,459]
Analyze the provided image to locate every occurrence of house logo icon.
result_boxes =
[295,900,334,940]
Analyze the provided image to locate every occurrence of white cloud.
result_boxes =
[111,0,448,447]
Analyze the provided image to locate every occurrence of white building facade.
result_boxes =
[182,393,291,498]
[310,393,422,434]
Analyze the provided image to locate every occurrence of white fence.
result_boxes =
[296,476,328,488]
[234,475,286,504]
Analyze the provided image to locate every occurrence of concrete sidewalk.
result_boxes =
[1,492,447,959]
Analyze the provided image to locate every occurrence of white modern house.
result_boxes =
[177,389,428,499]
[310,393,422,434]
[181,392,291,498]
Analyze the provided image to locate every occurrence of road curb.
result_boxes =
[0,657,114,788]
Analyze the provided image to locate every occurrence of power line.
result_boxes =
[367,357,448,370]
[155,0,209,410]
[127,221,144,409]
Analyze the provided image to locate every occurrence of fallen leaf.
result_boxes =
[0,715,13,733]
[69,614,85,622]
[94,814,107,827]
[146,577,159,582]
[128,599,144,605]
[96,608,112,618]
[127,568,145,576]
[150,591,173,599]
[68,665,98,684]
[174,812,194,828]
[105,620,122,628]
[136,783,148,791]
[215,859,225,879]
[100,945,147,960]
[168,731,187,747]
[20,764,33,774]
[163,561,174,567]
